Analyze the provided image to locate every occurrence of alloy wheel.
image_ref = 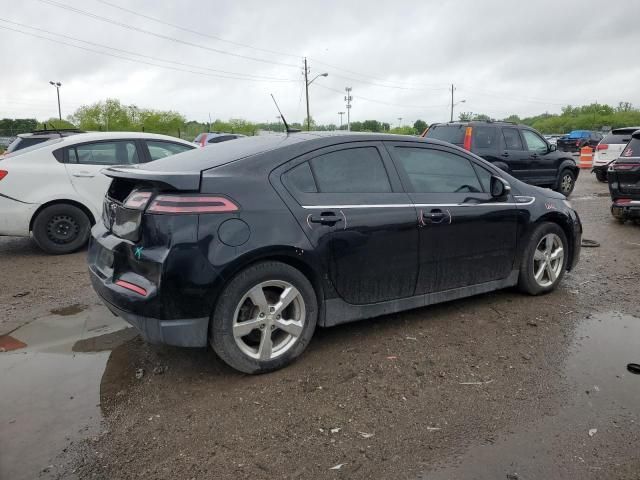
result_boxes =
[560,174,574,194]
[232,280,306,361]
[532,233,564,288]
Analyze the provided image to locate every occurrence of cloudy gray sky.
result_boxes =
[1,0,639,126]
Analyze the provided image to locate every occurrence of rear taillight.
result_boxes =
[576,141,581,146]
[596,144,608,150]
[0,170,7,181]
[147,195,239,214]
[463,127,473,150]
[613,163,637,170]
[123,190,153,210]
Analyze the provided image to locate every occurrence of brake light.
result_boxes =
[575,141,580,146]
[0,170,7,181]
[613,163,637,170]
[147,195,239,214]
[463,127,473,150]
[596,144,608,150]
[115,279,147,296]
[123,190,153,210]
[615,199,631,205]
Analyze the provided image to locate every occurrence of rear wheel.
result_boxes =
[595,169,607,182]
[557,169,576,196]
[518,222,568,295]
[32,204,91,254]
[210,261,318,374]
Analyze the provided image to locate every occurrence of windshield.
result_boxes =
[423,125,465,144]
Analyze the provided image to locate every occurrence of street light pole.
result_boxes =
[345,87,352,131]
[303,58,328,131]
[338,111,344,129]
[49,81,62,121]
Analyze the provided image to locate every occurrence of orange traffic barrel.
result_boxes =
[579,146,593,169]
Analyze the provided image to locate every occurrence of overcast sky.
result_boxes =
[1,0,640,127]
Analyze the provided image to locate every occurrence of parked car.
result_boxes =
[88,132,582,374]
[194,132,246,147]
[422,121,579,196]
[0,132,195,254]
[592,127,640,182]
[608,130,640,223]
[556,130,603,153]
[1,128,84,158]
[544,134,562,146]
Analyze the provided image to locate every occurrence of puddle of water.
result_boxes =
[421,312,640,479]
[0,305,130,480]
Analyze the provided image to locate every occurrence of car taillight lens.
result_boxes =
[147,195,239,214]
[613,163,638,170]
[0,170,7,181]
[123,190,153,210]
[115,279,147,296]
[576,141,581,146]
[463,127,473,150]
[596,144,608,150]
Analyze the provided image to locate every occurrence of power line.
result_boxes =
[0,22,297,83]
[36,0,300,68]
[92,0,448,91]
[457,85,567,106]
[0,18,296,82]
[316,84,449,110]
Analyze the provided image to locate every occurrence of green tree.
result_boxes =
[413,119,428,134]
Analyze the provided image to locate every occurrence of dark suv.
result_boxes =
[423,121,579,196]
[608,129,640,223]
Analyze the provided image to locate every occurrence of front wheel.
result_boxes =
[518,222,568,295]
[32,203,91,254]
[557,169,576,196]
[210,261,318,374]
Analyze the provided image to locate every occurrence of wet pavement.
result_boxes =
[1,174,639,479]
[0,305,131,480]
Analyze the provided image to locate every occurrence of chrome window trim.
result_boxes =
[301,196,535,209]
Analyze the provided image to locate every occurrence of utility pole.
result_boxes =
[450,84,454,122]
[345,87,352,131]
[338,111,344,129]
[304,58,310,131]
[49,81,62,121]
[397,117,403,128]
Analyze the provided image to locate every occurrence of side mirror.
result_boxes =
[490,176,511,198]
[549,144,557,152]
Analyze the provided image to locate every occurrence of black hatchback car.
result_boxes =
[423,121,579,196]
[609,129,640,223]
[89,133,582,373]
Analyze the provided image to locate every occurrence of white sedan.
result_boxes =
[0,131,195,254]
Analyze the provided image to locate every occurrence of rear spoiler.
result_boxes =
[102,166,201,191]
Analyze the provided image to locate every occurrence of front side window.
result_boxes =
[309,147,391,193]
[146,140,193,161]
[70,141,139,165]
[521,130,548,154]
[502,128,523,150]
[393,147,482,193]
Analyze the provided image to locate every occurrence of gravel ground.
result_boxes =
[2,173,640,479]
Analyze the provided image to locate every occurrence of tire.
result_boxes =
[32,203,91,254]
[210,261,318,374]
[556,169,576,196]
[595,169,607,182]
[518,222,568,296]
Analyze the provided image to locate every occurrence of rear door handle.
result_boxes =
[502,152,510,158]
[422,209,447,224]
[72,172,95,178]
[308,211,343,226]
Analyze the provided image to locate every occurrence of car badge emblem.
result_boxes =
[134,246,143,260]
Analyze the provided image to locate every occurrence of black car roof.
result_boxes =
[611,126,640,135]
[140,132,442,173]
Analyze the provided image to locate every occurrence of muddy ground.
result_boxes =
[1,174,639,480]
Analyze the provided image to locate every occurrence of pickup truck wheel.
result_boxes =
[557,169,576,196]
[32,204,91,254]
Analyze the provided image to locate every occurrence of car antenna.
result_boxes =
[48,123,64,138]
[270,94,301,134]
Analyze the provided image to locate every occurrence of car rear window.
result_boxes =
[423,125,465,145]
[621,138,640,158]
[6,137,50,153]
[567,131,589,139]
[601,133,634,145]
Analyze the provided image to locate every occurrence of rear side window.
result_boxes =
[7,137,49,153]
[423,125,465,145]
[146,140,193,161]
[69,141,139,165]
[393,147,482,193]
[472,126,497,149]
[502,128,523,150]
[309,147,391,193]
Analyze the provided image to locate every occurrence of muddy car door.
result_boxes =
[386,142,518,293]
[276,142,419,304]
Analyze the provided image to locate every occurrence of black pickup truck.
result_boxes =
[556,130,602,153]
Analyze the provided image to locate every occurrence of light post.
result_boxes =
[49,81,62,121]
[451,99,466,122]
[338,111,345,129]
[303,58,328,131]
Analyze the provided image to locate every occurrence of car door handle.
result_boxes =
[502,152,510,158]
[309,212,343,226]
[72,172,95,178]
[422,209,447,224]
